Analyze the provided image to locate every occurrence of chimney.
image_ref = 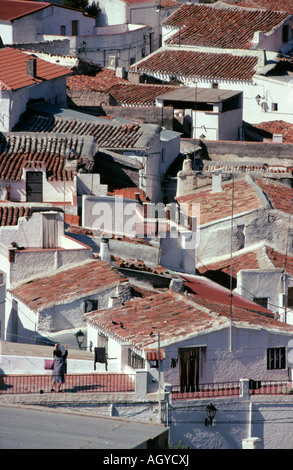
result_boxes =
[258,49,267,68]
[99,235,111,263]
[108,297,121,307]
[211,170,223,193]
[27,57,37,78]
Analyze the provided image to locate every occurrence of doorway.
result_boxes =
[26,171,43,202]
[178,346,206,393]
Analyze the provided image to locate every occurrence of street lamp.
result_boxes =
[75,329,85,349]
[205,403,217,426]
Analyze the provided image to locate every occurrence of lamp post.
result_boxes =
[75,329,85,349]
[205,403,217,426]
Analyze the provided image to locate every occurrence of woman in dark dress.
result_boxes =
[51,343,68,392]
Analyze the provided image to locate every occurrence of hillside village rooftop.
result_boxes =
[163,3,291,49]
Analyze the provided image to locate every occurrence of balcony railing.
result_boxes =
[172,381,241,400]
[171,380,293,400]
[0,373,135,395]
[248,380,292,396]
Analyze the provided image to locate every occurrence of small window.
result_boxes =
[72,20,79,36]
[282,24,289,43]
[267,347,286,370]
[253,297,268,309]
[287,287,293,308]
[84,299,98,313]
[60,25,66,35]
[271,103,278,112]
[212,82,218,89]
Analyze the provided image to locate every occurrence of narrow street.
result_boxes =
[0,405,166,449]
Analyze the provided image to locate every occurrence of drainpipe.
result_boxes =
[248,401,252,439]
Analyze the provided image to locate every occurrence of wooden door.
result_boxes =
[42,213,57,249]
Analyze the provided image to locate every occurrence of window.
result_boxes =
[60,25,66,35]
[72,20,79,36]
[212,82,218,89]
[267,347,286,370]
[282,24,289,43]
[271,103,278,112]
[287,287,293,308]
[253,297,268,309]
[84,299,98,313]
[128,349,145,369]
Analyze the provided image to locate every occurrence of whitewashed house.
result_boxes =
[95,0,181,52]
[16,104,182,204]
[43,23,152,70]
[0,205,131,342]
[128,2,293,125]
[85,279,293,387]
[0,0,96,44]
[0,48,71,132]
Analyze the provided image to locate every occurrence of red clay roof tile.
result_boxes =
[85,288,293,351]
[0,205,30,226]
[0,0,49,21]
[164,3,290,49]
[0,48,71,91]
[8,259,128,310]
[130,49,258,81]
[224,0,293,14]
[177,178,264,225]
[0,134,85,181]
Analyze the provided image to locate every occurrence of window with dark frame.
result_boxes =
[287,287,293,308]
[253,297,268,309]
[271,103,278,112]
[267,347,286,370]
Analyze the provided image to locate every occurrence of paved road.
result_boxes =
[0,405,166,449]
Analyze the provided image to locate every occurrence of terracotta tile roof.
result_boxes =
[224,0,293,14]
[182,274,273,314]
[254,177,293,215]
[0,133,86,181]
[66,69,127,92]
[0,48,71,91]
[67,71,180,106]
[130,49,258,81]
[17,113,144,149]
[197,251,260,280]
[177,178,264,225]
[108,187,148,202]
[267,248,293,275]
[0,0,49,21]
[85,289,293,351]
[85,291,226,350]
[0,205,30,226]
[8,259,128,311]
[109,83,181,106]
[247,121,293,144]
[164,3,290,49]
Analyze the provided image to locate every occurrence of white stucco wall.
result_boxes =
[168,393,293,449]
[1,76,68,133]
[163,326,293,387]
[3,6,96,45]
[197,206,292,264]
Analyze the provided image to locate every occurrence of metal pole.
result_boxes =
[229,174,235,352]
[158,331,161,423]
